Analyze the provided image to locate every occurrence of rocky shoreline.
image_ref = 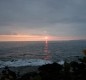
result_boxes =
[0,66,39,76]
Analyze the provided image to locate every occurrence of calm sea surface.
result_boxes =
[0,40,86,61]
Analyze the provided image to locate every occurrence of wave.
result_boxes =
[0,59,65,68]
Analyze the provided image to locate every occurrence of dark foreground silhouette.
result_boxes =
[1,57,86,80]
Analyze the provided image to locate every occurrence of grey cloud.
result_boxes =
[0,0,86,25]
[0,0,86,39]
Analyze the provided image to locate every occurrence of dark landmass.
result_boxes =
[0,66,39,76]
[0,57,86,80]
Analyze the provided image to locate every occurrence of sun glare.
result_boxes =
[45,36,48,40]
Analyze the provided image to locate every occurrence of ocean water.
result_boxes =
[0,40,86,67]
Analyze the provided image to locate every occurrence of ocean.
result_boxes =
[0,40,86,67]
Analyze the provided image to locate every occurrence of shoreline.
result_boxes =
[0,66,39,76]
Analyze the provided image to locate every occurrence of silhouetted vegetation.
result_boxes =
[0,66,16,80]
[83,50,86,55]
[1,56,86,80]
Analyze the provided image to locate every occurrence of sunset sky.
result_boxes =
[0,0,86,41]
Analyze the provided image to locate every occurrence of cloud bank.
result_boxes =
[0,0,86,40]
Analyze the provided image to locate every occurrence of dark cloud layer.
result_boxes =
[0,0,86,39]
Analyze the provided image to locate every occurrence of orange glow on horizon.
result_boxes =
[0,34,82,41]
[0,35,45,41]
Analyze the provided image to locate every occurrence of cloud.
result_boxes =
[0,0,86,24]
[0,0,86,40]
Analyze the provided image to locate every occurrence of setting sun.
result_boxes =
[0,34,81,41]
[45,36,48,40]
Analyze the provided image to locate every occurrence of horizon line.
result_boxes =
[0,39,86,42]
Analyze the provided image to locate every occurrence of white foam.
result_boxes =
[0,59,53,68]
[0,59,65,68]
[58,60,64,65]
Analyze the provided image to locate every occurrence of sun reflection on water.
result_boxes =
[44,36,51,60]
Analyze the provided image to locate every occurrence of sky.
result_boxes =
[0,0,86,41]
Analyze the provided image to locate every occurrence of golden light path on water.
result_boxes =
[44,36,51,60]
